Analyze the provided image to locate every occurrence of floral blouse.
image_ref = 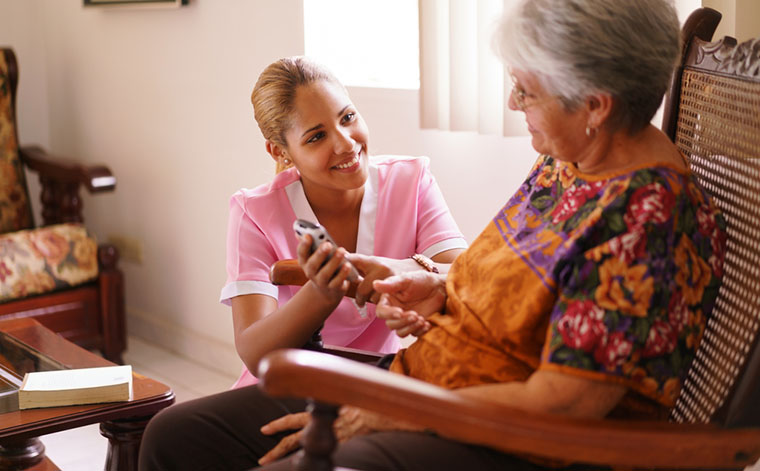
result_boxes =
[391,155,725,413]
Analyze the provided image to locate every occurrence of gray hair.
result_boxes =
[493,0,680,134]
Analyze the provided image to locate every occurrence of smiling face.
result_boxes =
[281,80,369,197]
[508,70,588,163]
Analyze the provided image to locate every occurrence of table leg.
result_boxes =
[0,437,45,469]
[100,416,151,471]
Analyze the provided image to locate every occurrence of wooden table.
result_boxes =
[0,318,175,470]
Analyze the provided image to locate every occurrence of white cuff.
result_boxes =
[219,280,279,306]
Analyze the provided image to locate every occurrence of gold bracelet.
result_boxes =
[411,254,439,273]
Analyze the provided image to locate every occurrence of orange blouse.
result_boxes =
[390,155,725,416]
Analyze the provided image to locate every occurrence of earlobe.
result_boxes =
[586,93,614,130]
[266,141,293,169]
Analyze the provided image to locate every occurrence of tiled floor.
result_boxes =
[39,336,238,470]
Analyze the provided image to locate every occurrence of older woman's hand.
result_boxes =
[374,271,447,337]
[334,405,423,439]
[347,254,422,307]
[258,412,310,466]
[258,407,423,465]
[296,234,354,305]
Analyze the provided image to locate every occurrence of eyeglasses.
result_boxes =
[509,71,529,111]
[508,70,554,111]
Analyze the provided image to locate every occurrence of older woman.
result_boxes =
[250,0,726,470]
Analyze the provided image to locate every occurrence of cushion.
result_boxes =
[0,51,33,234]
[0,223,99,302]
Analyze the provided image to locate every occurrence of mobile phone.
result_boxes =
[292,219,359,282]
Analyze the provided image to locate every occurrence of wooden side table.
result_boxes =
[0,318,174,470]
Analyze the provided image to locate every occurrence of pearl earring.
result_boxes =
[282,158,291,166]
[585,126,597,138]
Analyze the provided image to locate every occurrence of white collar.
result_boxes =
[284,162,378,255]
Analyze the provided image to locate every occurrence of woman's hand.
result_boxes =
[297,235,355,305]
[258,412,309,465]
[259,407,422,465]
[374,271,447,337]
[347,255,421,307]
[334,406,422,440]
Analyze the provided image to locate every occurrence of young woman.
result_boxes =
[220,56,466,387]
[137,57,465,470]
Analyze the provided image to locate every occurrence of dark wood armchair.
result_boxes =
[0,48,126,364]
[261,8,760,470]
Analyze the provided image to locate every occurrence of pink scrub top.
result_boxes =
[220,155,467,388]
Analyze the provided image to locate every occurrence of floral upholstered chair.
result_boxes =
[0,48,126,363]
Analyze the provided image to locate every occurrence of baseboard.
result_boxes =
[126,307,242,378]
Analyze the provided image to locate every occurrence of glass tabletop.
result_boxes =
[0,330,66,413]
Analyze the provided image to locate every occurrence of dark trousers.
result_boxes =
[137,384,557,471]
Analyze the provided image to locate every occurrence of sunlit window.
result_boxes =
[303,0,419,89]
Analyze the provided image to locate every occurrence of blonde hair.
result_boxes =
[251,56,344,173]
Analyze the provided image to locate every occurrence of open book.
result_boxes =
[18,365,132,409]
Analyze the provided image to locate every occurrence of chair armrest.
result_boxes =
[19,145,116,193]
[269,259,308,286]
[259,349,760,469]
[270,260,357,298]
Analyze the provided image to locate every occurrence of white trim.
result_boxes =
[284,165,378,256]
[285,179,319,223]
[356,162,378,255]
[421,237,468,259]
[219,280,278,305]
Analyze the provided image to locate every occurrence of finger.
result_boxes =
[372,275,407,294]
[377,292,404,310]
[410,321,432,337]
[260,412,310,435]
[296,234,313,266]
[375,303,403,320]
[385,318,421,337]
[368,291,382,305]
[334,406,363,442]
[384,317,414,330]
[258,431,302,465]
[326,257,353,291]
[383,310,416,325]
[396,318,427,337]
[354,276,376,307]
[345,253,370,274]
[312,243,343,284]
[392,311,424,333]
[302,241,332,279]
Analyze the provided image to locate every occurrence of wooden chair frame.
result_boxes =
[0,48,126,364]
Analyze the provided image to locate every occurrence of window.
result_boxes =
[418,0,519,135]
[303,0,419,89]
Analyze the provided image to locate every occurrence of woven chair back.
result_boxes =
[669,34,760,428]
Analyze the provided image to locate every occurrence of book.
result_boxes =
[18,365,133,409]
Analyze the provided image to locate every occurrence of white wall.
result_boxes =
[0,1,50,147]
[734,0,760,42]
[703,0,760,42]
[0,0,533,375]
